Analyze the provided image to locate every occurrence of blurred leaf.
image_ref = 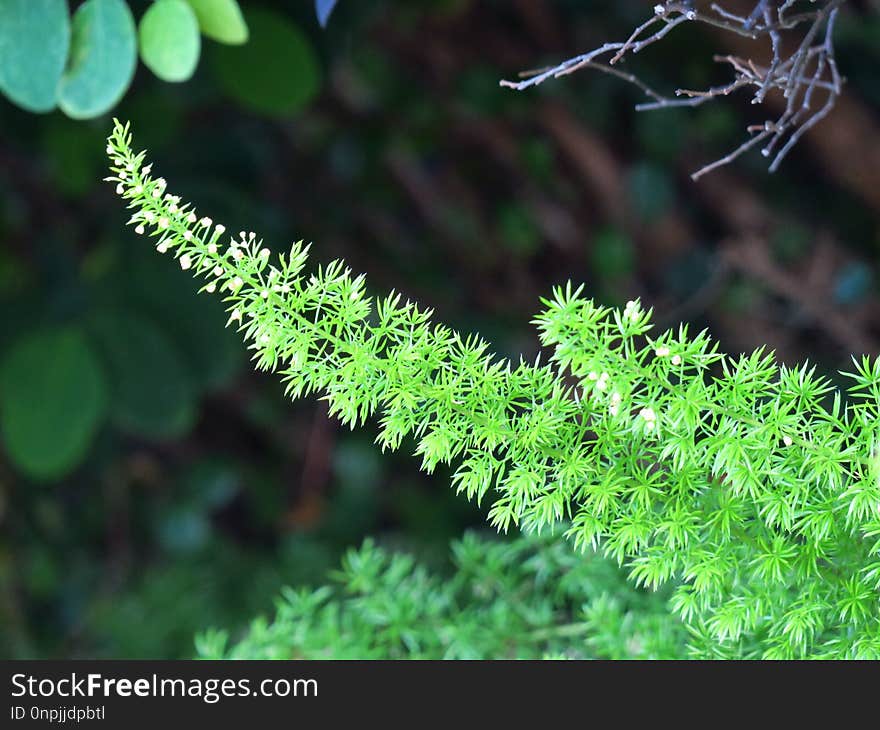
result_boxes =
[139,0,201,83]
[125,244,243,392]
[87,310,197,439]
[0,248,29,297]
[242,467,286,532]
[0,328,107,481]
[771,222,811,264]
[0,0,70,113]
[834,263,873,306]
[25,546,60,599]
[627,163,675,222]
[315,0,340,28]
[497,205,540,256]
[332,439,382,493]
[721,279,762,314]
[157,508,211,554]
[665,249,716,300]
[119,87,183,151]
[520,139,554,185]
[635,108,686,163]
[694,105,739,148]
[57,0,137,119]
[212,8,321,117]
[458,66,509,116]
[591,228,634,280]
[185,0,248,45]
[180,460,239,511]
[42,118,106,196]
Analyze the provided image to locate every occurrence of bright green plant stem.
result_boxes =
[106,120,880,659]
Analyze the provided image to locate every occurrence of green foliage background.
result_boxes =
[1,1,880,658]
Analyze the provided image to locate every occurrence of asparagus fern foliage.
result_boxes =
[106,120,880,659]
[195,532,685,660]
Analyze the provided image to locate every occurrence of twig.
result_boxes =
[500,1,846,180]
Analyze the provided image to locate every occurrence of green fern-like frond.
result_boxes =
[195,532,685,660]
[106,121,880,659]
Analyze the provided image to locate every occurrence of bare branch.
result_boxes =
[500,1,846,180]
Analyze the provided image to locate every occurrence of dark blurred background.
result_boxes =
[1,0,878,658]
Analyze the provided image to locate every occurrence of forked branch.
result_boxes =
[501,1,845,180]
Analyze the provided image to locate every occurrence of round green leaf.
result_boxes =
[57,0,137,120]
[186,0,248,45]
[212,8,320,116]
[87,310,197,439]
[0,0,70,113]
[139,0,201,83]
[0,328,107,481]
